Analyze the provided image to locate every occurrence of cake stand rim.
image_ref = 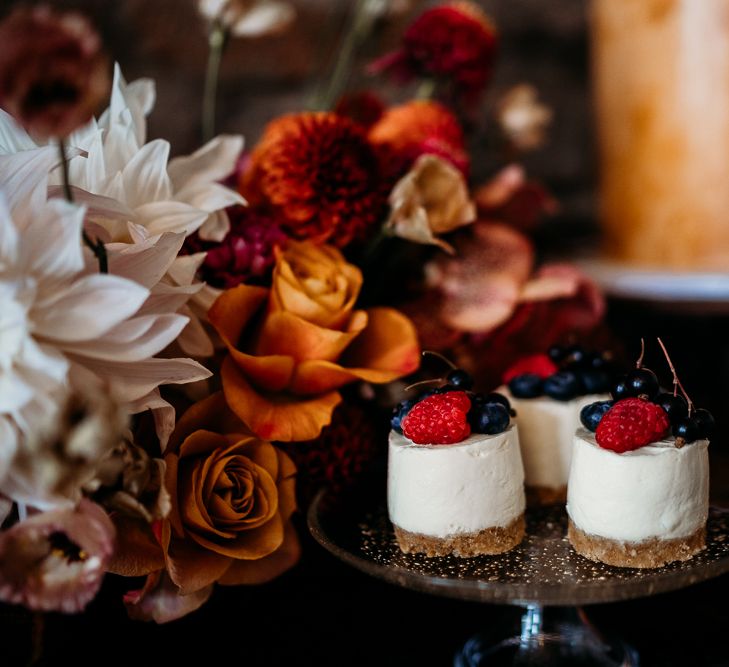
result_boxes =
[307,488,729,607]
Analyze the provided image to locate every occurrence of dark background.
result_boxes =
[2,1,729,664]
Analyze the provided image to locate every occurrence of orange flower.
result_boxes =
[209,240,420,441]
[161,393,300,594]
[368,100,469,175]
[241,112,388,248]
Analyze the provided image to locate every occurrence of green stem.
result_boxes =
[202,21,227,143]
[58,138,108,273]
[310,0,379,111]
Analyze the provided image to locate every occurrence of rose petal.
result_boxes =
[165,534,231,594]
[218,521,300,586]
[222,357,341,441]
[124,570,213,624]
[107,515,165,577]
[256,310,368,362]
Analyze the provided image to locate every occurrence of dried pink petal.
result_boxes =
[124,571,213,624]
[0,500,115,613]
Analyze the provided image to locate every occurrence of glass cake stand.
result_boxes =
[307,479,729,666]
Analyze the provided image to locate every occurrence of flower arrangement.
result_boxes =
[0,1,603,622]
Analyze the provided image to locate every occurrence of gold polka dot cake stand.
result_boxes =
[308,481,729,667]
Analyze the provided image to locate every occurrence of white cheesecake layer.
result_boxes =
[504,388,608,489]
[567,429,709,543]
[387,424,525,538]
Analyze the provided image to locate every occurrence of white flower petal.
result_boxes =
[167,135,243,192]
[0,415,19,482]
[176,305,214,357]
[231,3,295,36]
[107,232,185,289]
[0,195,18,265]
[0,110,36,154]
[176,182,245,215]
[122,140,173,209]
[0,369,35,412]
[62,313,188,362]
[167,253,207,287]
[34,274,149,342]
[72,357,211,403]
[0,147,79,218]
[47,186,136,225]
[127,389,176,451]
[198,209,231,242]
[136,201,208,237]
[22,198,86,279]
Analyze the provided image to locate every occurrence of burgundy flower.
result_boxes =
[0,6,109,138]
[369,2,497,105]
[0,500,115,613]
[184,205,288,288]
[334,91,386,129]
[282,402,384,506]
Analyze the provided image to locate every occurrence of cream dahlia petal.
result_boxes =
[137,282,203,318]
[107,232,185,289]
[0,196,18,263]
[167,135,244,191]
[33,274,149,343]
[122,140,173,209]
[0,146,79,218]
[127,389,177,451]
[72,357,211,404]
[22,198,85,279]
[61,313,189,362]
[175,305,215,358]
[48,186,135,225]
[136,201,208,237]
[0,370,35,413]
[197,209,230,242]
[0,110,36,153]
[99,64,154,149]
[176,182,244,217]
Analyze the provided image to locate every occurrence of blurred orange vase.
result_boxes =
[208,240,420,442]
[593,0,729,269]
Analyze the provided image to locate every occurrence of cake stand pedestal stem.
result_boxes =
[454,604,639,667]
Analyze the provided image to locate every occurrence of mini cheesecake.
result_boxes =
[567,428,709,568]
[505,389,609,505]
[388,424,526,557]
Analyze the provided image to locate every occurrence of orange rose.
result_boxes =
[161,393,300,594]
[209,240,420,441]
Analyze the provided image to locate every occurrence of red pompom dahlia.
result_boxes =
[241,112,389,248]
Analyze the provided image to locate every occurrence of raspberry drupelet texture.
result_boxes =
[402,391,472,444]
[595,398,670,453]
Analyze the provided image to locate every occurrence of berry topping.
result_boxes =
[469,402,510,435]
[595,398,670,453]
[477,392,512,412]
[654,392,688,425]
[694,408,715,439]
[580,399,614,432]
[391,399,417,433]
[543,370,581,401]
[623,367,660,400]
[547,344,568,363]
[503,354,558,383]
[446,368,473,390]
[562,344,588,368]
[672,418,701,446]
[508,373,543,398]
[579,369,612,394]
[401,391,472,444]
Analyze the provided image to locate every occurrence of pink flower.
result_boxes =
[369,2,498,105]
[184,206,288,288]
[0,500,115,613]
[0,6,109,138]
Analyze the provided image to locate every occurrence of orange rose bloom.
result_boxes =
[368,100,469,175]
[209,240,420,441]
[162,393,299,594]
